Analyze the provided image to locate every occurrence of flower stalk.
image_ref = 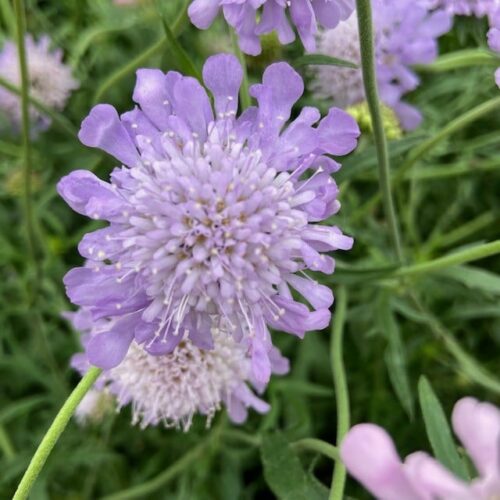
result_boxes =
[329,286,350,500]
[13,367,102,500]
[355,0,404,263]
[14,0,41,282]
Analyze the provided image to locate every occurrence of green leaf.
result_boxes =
[260,431,326,500]
[272,380,333,398]
[379,295,414,419]
[329,262,398,285]
[417,48,500,72]
[293,53,358,69]
[437,265,500,295]
[418,376,469,480]
[156,1,200,80]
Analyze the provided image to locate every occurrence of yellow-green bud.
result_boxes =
[346,101,403,140]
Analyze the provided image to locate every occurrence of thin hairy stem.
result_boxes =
[13,367,102,500]
[329,286,350,500]
[355,0,404,263]
[14,0,42,284]
[292,438,340,462]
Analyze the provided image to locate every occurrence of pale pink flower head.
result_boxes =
[341,397,500,500]
[0,35,78,132]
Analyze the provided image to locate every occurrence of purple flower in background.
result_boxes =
[487,7,500,86]
[188,0,355,55]
[423,0,499,17]
[0,35,78,132]
[74,388,114,426]
[341,397,500,500]
[69,307,289,430]
[374,0,452,129]
[58,54,359,382]
[311,14,364,109]
[313,1,452,130]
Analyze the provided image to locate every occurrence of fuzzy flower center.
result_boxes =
[108,328,250,430]
[111,129,312,335]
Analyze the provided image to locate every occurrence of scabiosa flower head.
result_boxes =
[0,35,78,132]
[188,0,355,55]
[312,2,452,130]
[487,7,500,86]
[341,397,500,500]
[310,13,364,109]
[70,308,289,430]
[423,0,499,17]
[58,54,359,383]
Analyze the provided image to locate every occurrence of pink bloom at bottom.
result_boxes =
[341,397,500,500]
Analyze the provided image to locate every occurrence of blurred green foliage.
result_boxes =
[1,1,499,498]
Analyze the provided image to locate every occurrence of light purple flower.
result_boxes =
[374,0,452,129]
[0,35,78,132]
[58,54,359,382]
[341,397,500,500]
[69,307,289,430]
[423,0,499,17]
[188,0,355,55]
[487,7,500,87]
[313,1,452,130]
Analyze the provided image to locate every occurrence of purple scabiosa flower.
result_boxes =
[58,54,359,383]
[188,0,355,55]
[312,2,452,131]
[69,307,289,430]
[341,397,500,500]
[423,0,499,17]
[0,35,78,132]
[311,13,364,109]
[373,0,452,129]
[487,7,500,86]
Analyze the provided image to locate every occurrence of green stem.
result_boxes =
[0,76,77,138]
[230,29,251,110]
[425,211,496,253]
[14,0,43,285]
[222,428,261,447]
[102,434,217,500]
[13,367,102,500]
[355,0,403,263]
[395,240,500,278]
[403,159,499,181]
[93,1,188,104]
[292,438,340,462]
[329,286,350,500]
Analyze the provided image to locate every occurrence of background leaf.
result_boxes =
[260,431,327,500]
[418,376,469,480]
[379,295,414,420]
